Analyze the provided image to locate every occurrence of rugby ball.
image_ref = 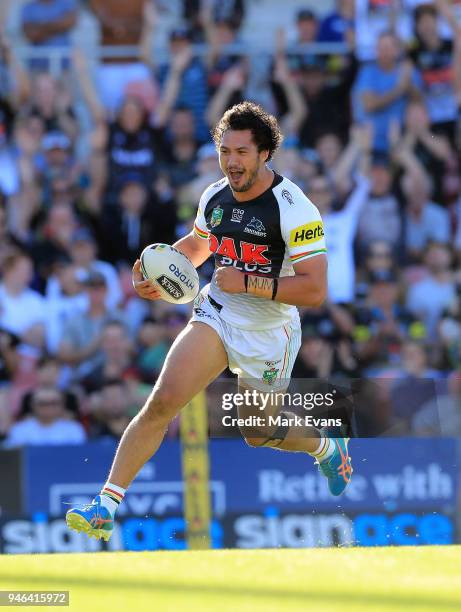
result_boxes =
[139,243,199,304]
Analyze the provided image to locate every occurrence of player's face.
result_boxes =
[219,130,268,193]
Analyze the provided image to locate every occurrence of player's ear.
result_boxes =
[261,149,270,163]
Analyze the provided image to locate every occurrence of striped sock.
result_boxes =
[100,483,126,515]
[309,436,335,462]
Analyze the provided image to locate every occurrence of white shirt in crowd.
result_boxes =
[0,284,47,336]
[4,417,86,448]
[324,175,370,304]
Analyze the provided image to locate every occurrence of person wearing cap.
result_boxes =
[140,8,209,143]
[296,9,319,44]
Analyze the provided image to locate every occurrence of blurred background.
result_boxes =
[0,0,461,551]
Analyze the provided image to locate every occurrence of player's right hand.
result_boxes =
[132,259,162,301]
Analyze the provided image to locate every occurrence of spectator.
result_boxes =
[401,167,450,261]
[136,316,169,382]
[89,0,152,112]
[21,0,77,69]
[183,0,245,40]
[406,242,456,340]
[18,355,80,419]
[0,253,46,341]
[311,172,370,304]
[81,320,136,392]
[354,269,421,372]
[4,385,86,447]
[73,49,164,207]
[356,155,401,256]
[292,8,319,46]
[353,31,421,151]
[0,327,20,386]
[31,201,80,283]
[356,239,397,292]
[18,73,78,143]
[158,106,198,188]
[202,7,242,95]
[0,196,25,269]
[292,317,359,380]
[88,378,132,439]
[388,340,442,432]
[294,51,357,147]
[318,0,355,44]
[412,371,461,436]
[140,14,209,143]
[57,270,126,383]
[177,143,221,227]
[402,100,453,204]
[99,177,175,265]
[45,258,86,353]
[437,297,461,371]
[315,132,344,179]
[409,0,461,143]
[46,227,122,310]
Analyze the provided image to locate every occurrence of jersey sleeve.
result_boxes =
[193,192,210,240]
[280,192,327,265]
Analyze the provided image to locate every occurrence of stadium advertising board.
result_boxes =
[0,449,23,516]
[0,439,457,552]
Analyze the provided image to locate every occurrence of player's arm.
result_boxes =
[173,230,212,268]
[248,255,327,307]
[215,254,327,307]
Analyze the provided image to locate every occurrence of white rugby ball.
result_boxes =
[139,243,199,304]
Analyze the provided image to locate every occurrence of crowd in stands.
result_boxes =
[1,0,461,446]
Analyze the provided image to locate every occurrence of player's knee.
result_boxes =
[244,436,267,448]
[143,387,178,425]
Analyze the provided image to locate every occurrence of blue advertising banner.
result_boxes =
[0,438,456,553]
[23,438,458,515]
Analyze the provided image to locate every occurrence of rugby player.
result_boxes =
[66,102,352,541]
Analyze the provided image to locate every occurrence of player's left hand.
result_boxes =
[215,266,246,294]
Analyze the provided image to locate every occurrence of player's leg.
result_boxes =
[105,321,227,488]
[66,321,228,539]
[228,319,352,496]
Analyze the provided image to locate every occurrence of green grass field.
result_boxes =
[1,547,460,611]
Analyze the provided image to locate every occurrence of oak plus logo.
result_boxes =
[244,217,266,237]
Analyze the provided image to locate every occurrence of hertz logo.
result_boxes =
[289,222,324,246]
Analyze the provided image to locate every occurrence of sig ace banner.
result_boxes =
[0,438,458,553]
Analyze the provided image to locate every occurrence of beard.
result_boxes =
[228,164,260,192]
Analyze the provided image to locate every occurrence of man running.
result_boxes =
[66,102,352,542]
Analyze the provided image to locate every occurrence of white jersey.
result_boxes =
[193,173,327,330]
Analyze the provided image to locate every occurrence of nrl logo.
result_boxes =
[210,206,223,228]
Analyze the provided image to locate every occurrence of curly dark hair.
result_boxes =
[212,101,283,162]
